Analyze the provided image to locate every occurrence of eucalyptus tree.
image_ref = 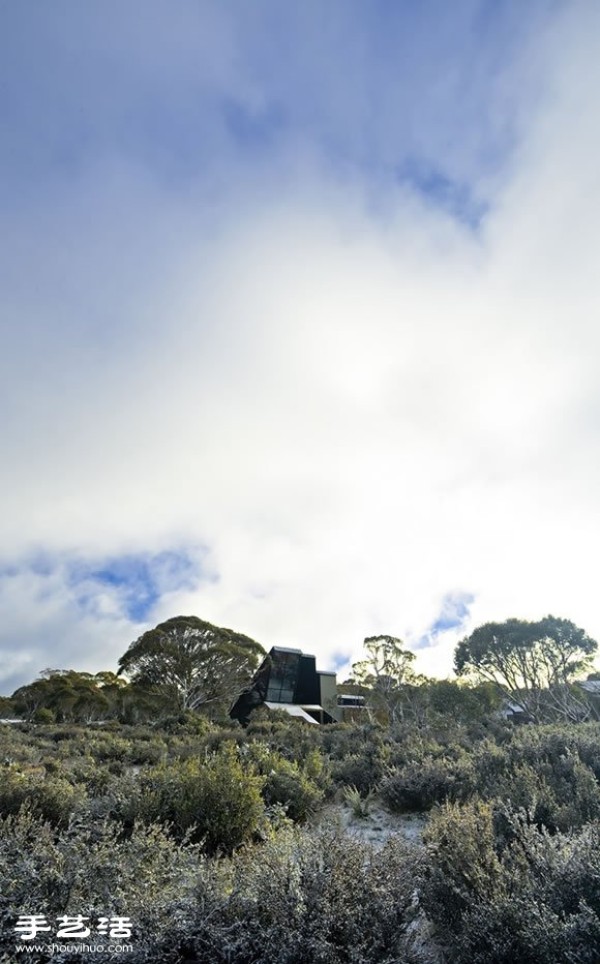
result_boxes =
[12,669,111,722]
[351,635,419,725]
[118,615,265,714]
[454,615,597,722]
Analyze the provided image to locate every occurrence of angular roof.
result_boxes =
[264,701,319,723]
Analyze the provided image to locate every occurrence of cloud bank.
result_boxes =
[2,1,600,692]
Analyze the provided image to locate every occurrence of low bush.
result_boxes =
[330,749,387,796]
[248,746,325,822]
[32,707,56,724]
[473,738,600,832]
[0,764,87,827]
[342,785,375,818]
[422,800,600,963]
[155,711,215,736]
[88,734,132,763]
[131,746,265,853]
[157,825,427,964]
[0,809,201,963]
[380,754,476,812]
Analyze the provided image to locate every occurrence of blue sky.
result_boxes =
[0,2,537,183]
[3,0,600,693]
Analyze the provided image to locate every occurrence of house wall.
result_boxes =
[318,672,341,722]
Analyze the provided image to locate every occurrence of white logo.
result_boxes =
[14,913,133,940]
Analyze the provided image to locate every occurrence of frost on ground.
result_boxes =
[312,801,442,963]
[313,799,428,847]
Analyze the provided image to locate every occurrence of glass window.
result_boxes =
[266,651,299,703]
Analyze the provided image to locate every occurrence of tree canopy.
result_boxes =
[11,669,125,723]
[350,635,418,724]
[454,615,597,722]
[117,615,266,713]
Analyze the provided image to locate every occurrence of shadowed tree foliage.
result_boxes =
[455,615,597,723]
[421,678,502,725]
[118,615,265,715]
[12,669,113,723]
[0,695,16,718]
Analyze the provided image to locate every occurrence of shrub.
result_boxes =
[246,745,325,822]
[202,728,245,753]
[126,739,167,766]
[328,728,390,787]
[330,750,387,797]
[422,801,600,963]
[0,764,86,827]
[89,734,131,763]
[132,746,265,853]
[264,764,323,823]
[300,747,331,793]
[380,755,476,812]
[156,711,215,736]
[478,754,600,833]
[421,800,504,933]
[320,722,384,761]
[0,809,201,963]
[159,825,427,964]
[48,725,86,742]
[33,707,56,724]
[342,785,375,818]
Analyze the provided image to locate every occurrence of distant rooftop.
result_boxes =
[579,680,600,693]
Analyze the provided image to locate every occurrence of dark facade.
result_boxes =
[230,646,339,726]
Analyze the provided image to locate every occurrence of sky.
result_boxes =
[2,0,600,695]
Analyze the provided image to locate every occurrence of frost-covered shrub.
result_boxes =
[157,825,428,964]
[259,719,324,762]
[320,722,385,760]
[0,810,201,963]
[330,749,388,797]
[421,800,504,932]
[485,756,600,832]
[422,800,600,963]
[472,741,510,788]
[471,730,600,833]
[380,755,476,812]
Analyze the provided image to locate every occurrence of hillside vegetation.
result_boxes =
[3,714,600,962]
[3,613,600,962]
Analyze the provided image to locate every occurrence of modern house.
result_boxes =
[230,645,364,726]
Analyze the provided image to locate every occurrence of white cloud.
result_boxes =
[0,564,133,692]
[2,2,600,691]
